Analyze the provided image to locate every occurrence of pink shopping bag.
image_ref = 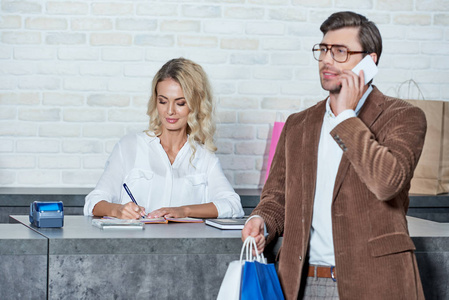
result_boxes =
[265,121,285,182]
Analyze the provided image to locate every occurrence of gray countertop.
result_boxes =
[11,214,448,238]
[10,215,243,255]
[9,215,449,255]
[407,216,449,237]
[10,215,242,239]
[0,223,47,255]
[407,216,449,253]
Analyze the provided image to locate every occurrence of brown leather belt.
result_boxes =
[308,265,336,280]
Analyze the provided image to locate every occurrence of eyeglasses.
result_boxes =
[312,43,369,63]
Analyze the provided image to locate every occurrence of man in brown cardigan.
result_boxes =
[242,11,426,300]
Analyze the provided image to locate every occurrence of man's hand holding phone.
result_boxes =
[334,55,378,115]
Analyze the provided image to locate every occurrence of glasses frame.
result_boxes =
[312,43,369,63]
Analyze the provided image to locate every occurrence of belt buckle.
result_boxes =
[330,266,336,282]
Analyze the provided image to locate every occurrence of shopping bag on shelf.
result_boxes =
[405,99,449,195]
[216,236,268,300]
[265,121,285,182]
[264,112,287,182]
[397,80,449,195]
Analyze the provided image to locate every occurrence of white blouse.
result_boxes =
[84,132,244,218]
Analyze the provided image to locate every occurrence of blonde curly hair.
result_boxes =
[146,58,217,159]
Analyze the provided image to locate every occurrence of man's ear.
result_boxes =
[370,53,378,65]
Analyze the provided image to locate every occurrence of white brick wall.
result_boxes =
[1,1,448,188]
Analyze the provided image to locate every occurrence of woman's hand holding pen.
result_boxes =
[92,200,146,220]
[113,202,146,219]
[121,183,146,219]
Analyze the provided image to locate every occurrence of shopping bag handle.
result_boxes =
[240,236,266,263]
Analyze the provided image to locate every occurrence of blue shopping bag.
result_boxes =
[240,260,284,300]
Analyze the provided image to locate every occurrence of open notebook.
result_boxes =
[140,217,203,224]
[102,216,203,224]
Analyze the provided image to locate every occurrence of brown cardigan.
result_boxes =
[252,87,426,300]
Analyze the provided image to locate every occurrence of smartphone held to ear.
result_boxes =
[352,55,378,85]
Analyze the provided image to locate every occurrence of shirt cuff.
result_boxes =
[328,109,357,129]
[212,198,244,219]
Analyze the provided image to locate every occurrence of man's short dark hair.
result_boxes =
[320,11,382,65]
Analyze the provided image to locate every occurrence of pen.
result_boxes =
[123,183,145,218]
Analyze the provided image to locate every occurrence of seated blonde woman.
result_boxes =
[84,58,244,220]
